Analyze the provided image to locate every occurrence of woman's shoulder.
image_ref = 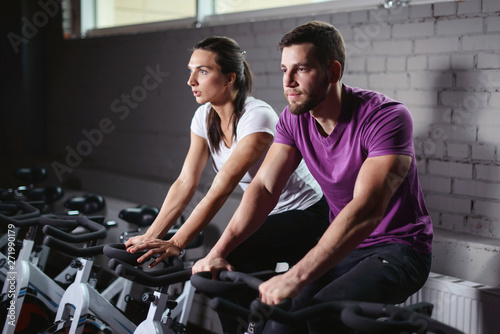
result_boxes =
[243,97,276,117]
[192,102,212,120]
[236,97,278,134]
[244,96,272,108]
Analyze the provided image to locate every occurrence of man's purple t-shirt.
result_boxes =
[275,84,433,254]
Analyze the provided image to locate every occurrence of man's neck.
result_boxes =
[310,82,343,137]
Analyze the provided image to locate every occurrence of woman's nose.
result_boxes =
[187,73,196,86]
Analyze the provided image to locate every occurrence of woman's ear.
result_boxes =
[225,72,237,86]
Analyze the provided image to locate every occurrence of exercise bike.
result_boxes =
[103,244,193,334]
[0,201,78,334]
[39,214,135,334]
[1,167,64,214]
[191,270,466,334]
[111,204,201,331]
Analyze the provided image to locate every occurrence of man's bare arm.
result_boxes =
[259,154,412,304]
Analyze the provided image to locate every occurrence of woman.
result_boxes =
[125,36,328,274]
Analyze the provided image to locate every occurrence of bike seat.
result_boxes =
[14,166,48,184]
[27,185,65,204]
[64,193,106,214]
[118,205,159,227]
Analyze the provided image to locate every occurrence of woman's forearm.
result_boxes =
[144,178,197,239]
[169,169,241,250]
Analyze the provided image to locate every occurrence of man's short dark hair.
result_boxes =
[278,21,346,78]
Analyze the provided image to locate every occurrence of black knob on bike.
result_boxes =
[70,259,83,269]
[142,292,156,303]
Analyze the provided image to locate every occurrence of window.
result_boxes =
[65,0,458,39]
[96,1,196,29]
[215,0,330,15]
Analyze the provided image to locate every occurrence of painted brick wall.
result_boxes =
[41,0,500,241]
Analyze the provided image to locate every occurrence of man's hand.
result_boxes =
[126,238,181,268]
[259,273,302,305]
[192,254,234,278]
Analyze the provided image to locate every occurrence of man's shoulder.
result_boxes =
[346,84,406,111]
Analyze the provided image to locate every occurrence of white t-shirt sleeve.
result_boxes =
[190,103,209,139]
[236,99,278,141]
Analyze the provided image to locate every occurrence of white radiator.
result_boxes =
[400,272,500,334]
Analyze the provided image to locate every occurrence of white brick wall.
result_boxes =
[477,53,500,69]
[458,0,482,15]
[428,161,473,178]
[425,194,471,214]
[472,143,496,160]
[414,36,460,53]
[451,54,474,69]
[483,0,500,13]
[486,16,500,32]
[436,18,484,36]
[392,21,434,38]
[420,175,451,194]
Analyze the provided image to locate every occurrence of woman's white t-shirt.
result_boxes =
[190,97,323,214]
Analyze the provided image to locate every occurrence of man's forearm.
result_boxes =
[210,181,280,259]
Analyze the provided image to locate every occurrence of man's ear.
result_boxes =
[328,60,342,84]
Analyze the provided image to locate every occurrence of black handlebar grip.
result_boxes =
[114,263,190,287]
[191,271,250,296]
[0,215,39,227]
[43,235,105,257]
[41,215,106,242]
[221,270,273,291]
[103,243,147,266]
[0,201,40,226]
[0,203,17,211]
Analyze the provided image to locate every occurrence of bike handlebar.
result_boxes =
[0,201,41,226]
[114,262,191,287]
[43,236,105,257]
[41,215,107,243]
[103,243,191,287]
[191,270,276,297]
[192,270,465,334]
[0,203,17,211]
[103,242,150,266]
[39,215,107,257]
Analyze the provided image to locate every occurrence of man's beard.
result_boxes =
[286,78,330,116]
[288,96,323,115]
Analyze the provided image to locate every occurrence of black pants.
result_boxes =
[262,243,432,334]
[220,197,330,333]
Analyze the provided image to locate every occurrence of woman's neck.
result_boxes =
[212,99,236,148]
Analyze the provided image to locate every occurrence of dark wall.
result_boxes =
[1,0,58,186]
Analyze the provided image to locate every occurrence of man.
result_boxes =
[193,21,433,333]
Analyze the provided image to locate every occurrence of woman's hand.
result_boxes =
[126,238,182,268]
[124,234,147,249]
[192,254,234,278]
